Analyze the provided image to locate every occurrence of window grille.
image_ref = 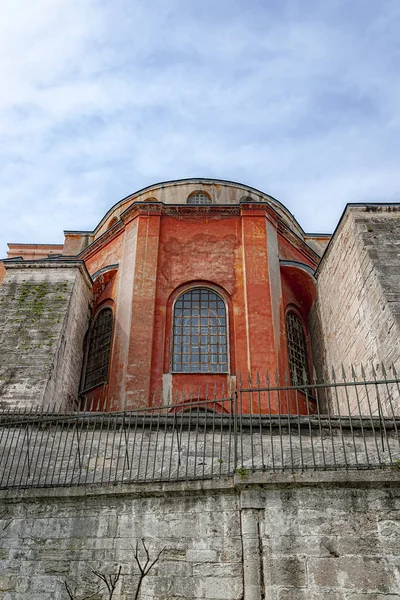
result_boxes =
[172,289,228,373]
[83,308,113,390]
[286,311,310,384]
[187,192,211,205]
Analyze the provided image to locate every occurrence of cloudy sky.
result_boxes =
[1,0,399,256]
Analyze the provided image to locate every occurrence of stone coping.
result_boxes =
[3,259,93,288]
[1,469,400,503]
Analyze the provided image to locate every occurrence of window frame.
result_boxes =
[285,309,311,385]
[81,306,114,392]
[187,191,212,205]
[170,286,230,374]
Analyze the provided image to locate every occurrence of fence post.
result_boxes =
[233,388,239,472]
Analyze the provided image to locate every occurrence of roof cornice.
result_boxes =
[67,178,307,239]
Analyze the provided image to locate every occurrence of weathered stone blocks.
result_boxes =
[0,261,92,410]
[1,475,400,599]
[310,206,400,414]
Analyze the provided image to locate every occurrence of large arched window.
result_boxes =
[187,192,211,205]
[83,308,113,390]
[172,289,228,373]
[286,311,310,384]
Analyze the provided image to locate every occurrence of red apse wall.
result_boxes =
[81,202,319,414]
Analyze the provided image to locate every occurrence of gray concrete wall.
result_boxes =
[311,206,400,415]
[1,473,400,599]
[0,261,92,410]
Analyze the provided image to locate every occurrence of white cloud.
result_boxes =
[0,0,399,255]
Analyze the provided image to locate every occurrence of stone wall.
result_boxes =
[0,261,92,410]
[310,206,400,415]
[0,417,398,489]
[1,473,400,599]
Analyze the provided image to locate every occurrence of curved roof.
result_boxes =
[65,178,310,240]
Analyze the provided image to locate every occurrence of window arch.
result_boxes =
[83,308,113,390]
[107,217,118,229]
[286,311,310,384]
[187,192,212,205]
[172,288,228,373]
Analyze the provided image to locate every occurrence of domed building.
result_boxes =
[0,178,399,414]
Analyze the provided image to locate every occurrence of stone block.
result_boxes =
[308,556,395,593]
[193,562,240,578]
[276,589,345,600]
[263,557,307,588]
[202,576,242,599]
[157,561,193,577]
[0,574,17,591]
[186,549,218,563]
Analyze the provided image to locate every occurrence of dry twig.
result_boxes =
[133,539,165,600]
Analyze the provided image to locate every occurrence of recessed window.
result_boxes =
[83,308,113,390]
[187,192,211,205]
[172,289,228,373]
[286,311,310,384]
[107,217,118,229]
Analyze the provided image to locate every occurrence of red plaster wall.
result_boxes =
[151,213,242,404]
[7,244,64,260]
[85,232,124,276]
[0,262,5,286]
[80,205,321,414]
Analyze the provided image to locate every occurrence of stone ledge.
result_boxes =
[3,259,93,289]
[2,468,400,503]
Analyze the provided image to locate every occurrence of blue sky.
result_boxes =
[1,0,399,256]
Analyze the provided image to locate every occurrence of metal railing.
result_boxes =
[0,365,399,489]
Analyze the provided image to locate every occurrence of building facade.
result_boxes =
[0,178,399,414]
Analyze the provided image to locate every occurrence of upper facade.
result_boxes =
[0,178,339,414]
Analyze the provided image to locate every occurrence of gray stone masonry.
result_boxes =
[1,472,400,599]
[0,261,92,410]
[311,206,400,415]
[0,417,399,488]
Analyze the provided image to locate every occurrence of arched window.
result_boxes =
[187,192,211,205]
[83,308,113,390]
[172,289,228,373]
[286,311,310,384]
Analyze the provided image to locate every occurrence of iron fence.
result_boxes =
[0,365,400,489]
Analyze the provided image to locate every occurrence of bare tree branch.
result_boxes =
[133,539,164,600]
[91,565,122,600]
[64,577,105,600]
[64,581,75,600]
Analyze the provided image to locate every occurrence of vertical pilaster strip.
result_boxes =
[108,219,138,410]
[240,489,264,600]
[125,211,161,408]
[240,206,277,383]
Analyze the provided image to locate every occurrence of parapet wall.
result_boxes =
[1,473,400,599]
[0,261,92,410]
[311,206,400,414]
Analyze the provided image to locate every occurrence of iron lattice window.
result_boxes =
[172,289,228,373]
[286,312,310,385]
[83,308,113,390]
[187,193,211,205]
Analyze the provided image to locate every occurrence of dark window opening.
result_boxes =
[172,289,228,373]
[83,308,113,390]
[286,311,310,384]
